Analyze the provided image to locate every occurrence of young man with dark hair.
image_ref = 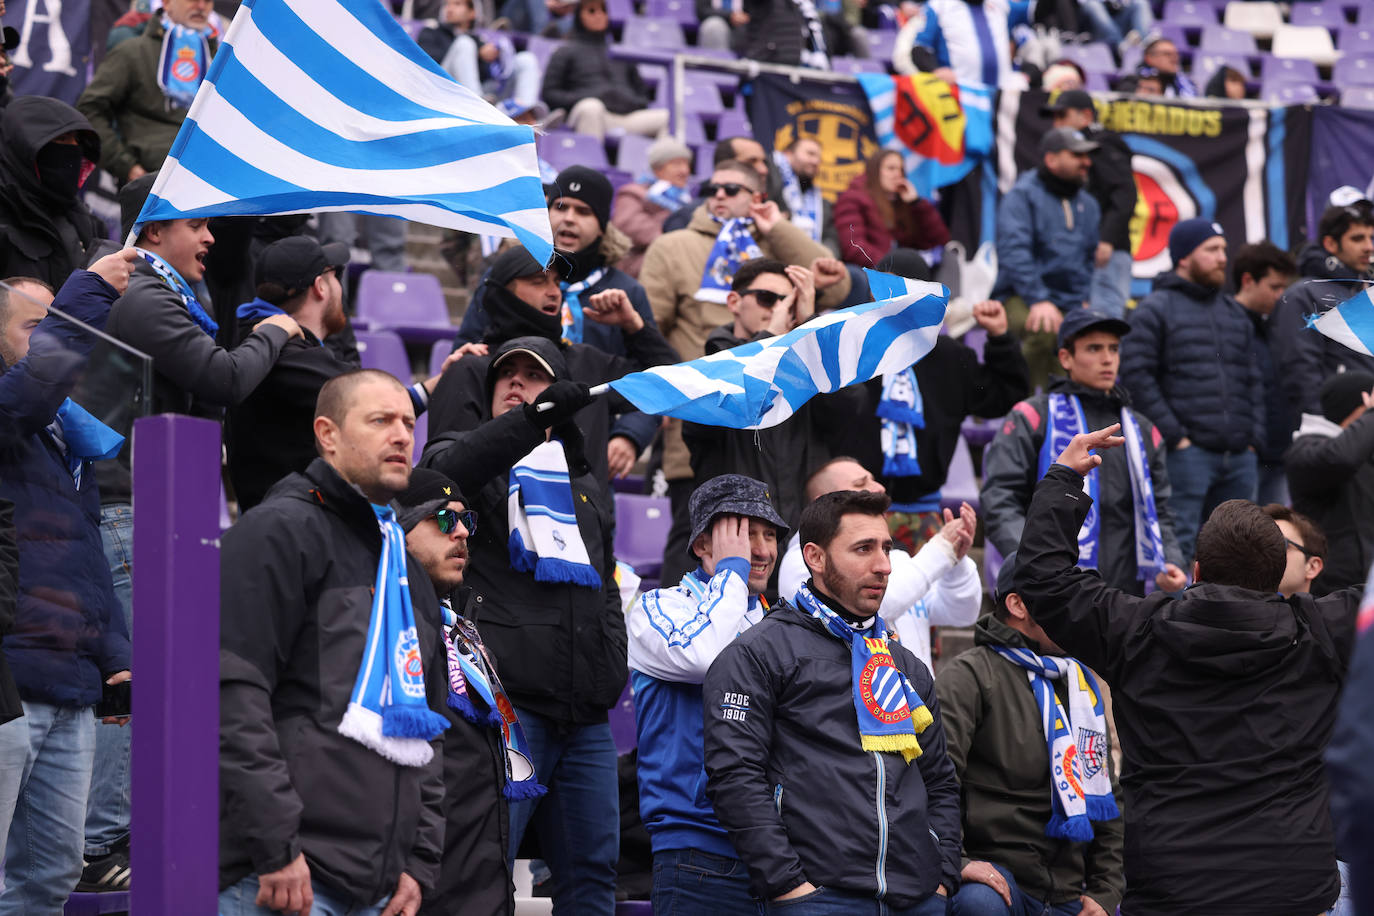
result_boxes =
[984,308,1186,595]
[703,488,961,914]
[1273,204,1374,427]
[1013,424,1359,916]
[1260,504,1325,597]
[1231,242,1298,506]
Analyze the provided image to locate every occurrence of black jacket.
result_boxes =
[1270,246,1374,429]
[736,0,809,65]
[1120,271,1263,452]
[702,597,963,906]
[850,332,1030,505]
[541,21,652,115]
[0,494,18,724]
[219,460,448,903]
[0,96,106,289]
[1286,411,1374,594]
[982,377,1181,594]
[1085,125,1136,252]
[421,348,628,725]
[1241,303,1289,464]
[683,324,865,532]
[1014,464,1357,916]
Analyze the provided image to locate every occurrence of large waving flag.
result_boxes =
[858,72,992,200]
[609,271,948,429]
[1310,287,1374,357]
[127,0,553,263]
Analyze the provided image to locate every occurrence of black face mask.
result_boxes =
[34,142,85,199]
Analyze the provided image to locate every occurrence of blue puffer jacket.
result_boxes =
[0,270,130,707]
[1120,271,1264,454]
[993,168,1099,311]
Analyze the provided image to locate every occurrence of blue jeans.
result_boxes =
[1090,249,1133,319]
[85,503,133,857]
[0,701,96,916]
[507,708,619,916]
[440,37,542,108]
[218,875,386,916]
[951,864,1084,916]
[764,886,949,916]
[653,848,759,916]
[1165,445,1258,565]
[0,716,30,868]
[1078,0,1152,45]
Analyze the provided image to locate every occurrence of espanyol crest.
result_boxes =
[394,626,427,699]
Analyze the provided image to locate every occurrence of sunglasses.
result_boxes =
[1284,537,1316,559]
[435,508,477,536]
[702,182,750,198]
[741,288,787,308]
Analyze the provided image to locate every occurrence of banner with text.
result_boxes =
[7,0,93,105]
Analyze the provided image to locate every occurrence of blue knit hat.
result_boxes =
[1168,218,1225,265]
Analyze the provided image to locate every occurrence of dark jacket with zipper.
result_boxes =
[1120,271,1263,452]
[0,494,18,724]
[0,270,130,710]
[1286,411,1374,595]
[1241,302,1290,465]
[1014,463,1357,916]
[935,614,1125,913]
[981,376,1181,595]
[218,459,449,903]
[541,20,653,114]
[420,350,627,725]
[993,167,1099,312]
[703,596,962,906]
[1084,124,1136,253]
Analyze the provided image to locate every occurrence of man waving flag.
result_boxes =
[125,0,554,263]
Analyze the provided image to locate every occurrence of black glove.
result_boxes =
[523,380,594,429]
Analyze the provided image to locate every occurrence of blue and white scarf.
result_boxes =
[441,603,547,800]
[791,0,830,70]
[642,176,694,212]
[876,367,924,477]
[337,505,450,767]
[136,248,218,338]
[773,150,824,244]
[559,267,606,344]
[51,399,124,488]
[990,646,1119,841]
[695,217,762,304]
[156,18,212,108]
[794,583,932,763]
[1037,393,1165,581]
[508,440,602,588]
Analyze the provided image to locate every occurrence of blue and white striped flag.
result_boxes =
[127,0,553,263]
[1310,287,1374,358]
[609,270,948,429]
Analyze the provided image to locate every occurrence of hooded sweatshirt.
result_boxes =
[1286,410,1374,594]
[0,96,104,288]
[541,1,653,114]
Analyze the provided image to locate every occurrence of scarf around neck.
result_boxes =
[1037,392,1166,581]
[337,505,451,767]
[559,267,606,344]
[990,646,1119,840]
[137,247,218,338]
[877,367,924,477]
[157,17,213,108]
[508,439,602,588]
[695,216,762,304]
[484,285,563,346]
[642,176,694,212]
[794,583,931,763]
[789,0,830,70]
[773,150,824,243]
[441,602,548,799]
[51,399,125,487]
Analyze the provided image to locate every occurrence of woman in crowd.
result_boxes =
[835,149,950,267]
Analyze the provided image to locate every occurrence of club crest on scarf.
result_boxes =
[859,637,914,725]
[394,626,427,700]
[695,217,763,304]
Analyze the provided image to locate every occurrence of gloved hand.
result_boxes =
[523,380,594,429]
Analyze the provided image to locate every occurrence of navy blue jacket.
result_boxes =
[0,270,131,707]
[993,168,1099,312]
[1120,272,1263,453]
[1328,618,1374,916]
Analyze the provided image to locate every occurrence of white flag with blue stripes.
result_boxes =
[1311,287,1374,358]
[127,0,554,263]
[609,270,948,429]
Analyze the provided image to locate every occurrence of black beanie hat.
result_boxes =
[550,165,613,229]
[1320,370,1374,424]
[395,467,467,532]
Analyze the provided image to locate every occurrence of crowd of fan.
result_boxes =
[1,0,1374,915]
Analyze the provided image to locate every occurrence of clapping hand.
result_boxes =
[938,501,977,561]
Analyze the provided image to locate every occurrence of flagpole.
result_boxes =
[534,383,609,413]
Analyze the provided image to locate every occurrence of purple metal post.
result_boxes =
[130,415,222,915]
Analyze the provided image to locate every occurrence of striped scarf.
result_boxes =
[559,267,606,344]
[794,583,931,763]
[156,18,212,108]
[695,217,762,304]
[508,440,601,588]
[136,248,218,338]
[773,150,824,243]
[876,367,924,477]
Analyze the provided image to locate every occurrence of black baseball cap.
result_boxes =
[1040,127,1099,155]
[1056,307,1131,350]
[1041,89,1096,116]
[255,236,350,299]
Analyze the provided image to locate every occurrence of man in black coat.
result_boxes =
[1014,424,1358,916]
[219,369,449,916]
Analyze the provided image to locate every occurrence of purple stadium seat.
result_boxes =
[623,16,687,48]
[941,436,979,515]
[609,680,637,754]
[983,539,1004,602]
[1263,81,1320,103]
[1339,24,1374,49]
[540,130,611,171]
[63,892,130,915]
[526,34,563,69]
[1342,85,1374,107]
[1290,1,1349,28]
[1120,43,1144,70]
[603,167,635,192]
[429,338,454,377]
[1199,23,1259,52]
[355,329,413,381]
[682,78,725,117]
[645,0,699,29]
[1084,70,1112,91]
[1162,0,1217,25]
[616,133,655,173]
[1059,41,1116,74]
[397,17,426,38]
[831,55,886,74]
[715,109,752,138]
[695,144,714,179]
[1334,54,1374,86]
[412,411,427,463]
[1155,22,1190,48]
[684,112,709,145]
[1260,55,1319,84]
[614,492,671,581]
[1192,51,1251,81]
[613,473,647,494]
[355,273,456,344]
[607,0,634,27]
[866,29,897,60]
